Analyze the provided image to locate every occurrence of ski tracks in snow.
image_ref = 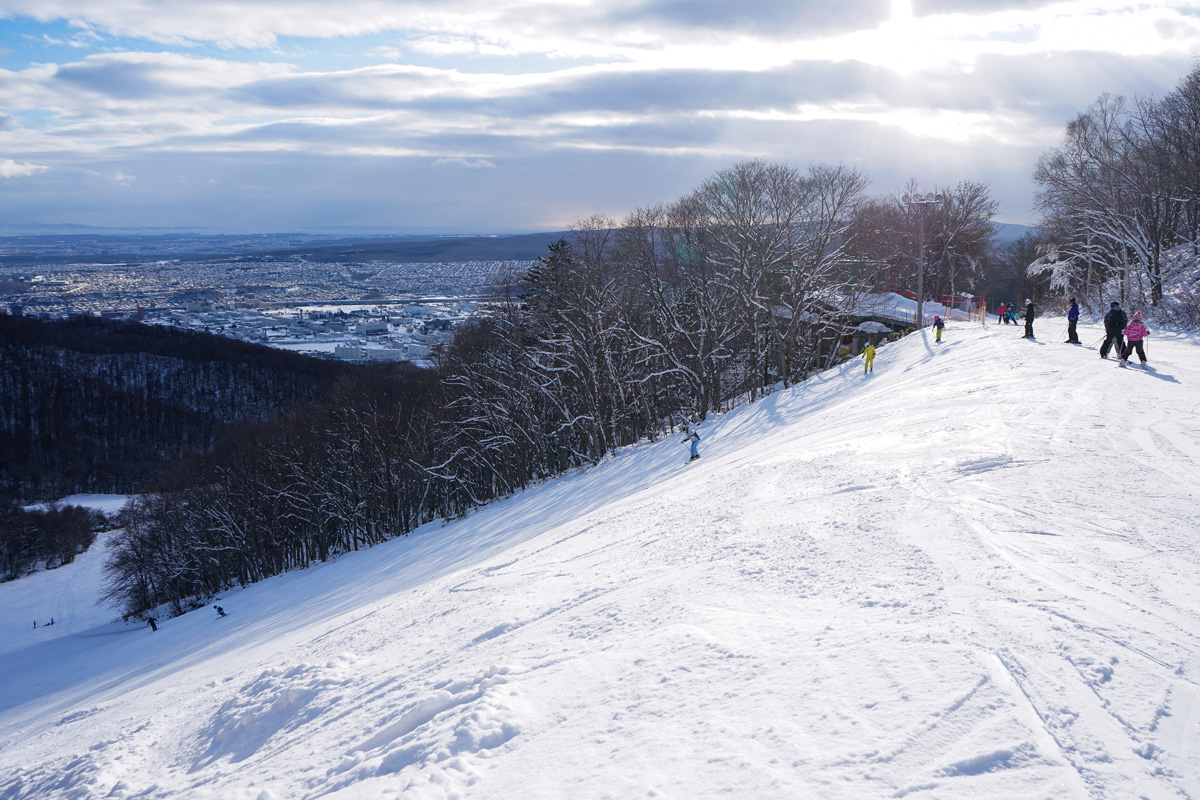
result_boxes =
[897,324,1200,798]
[3,322,1200,800]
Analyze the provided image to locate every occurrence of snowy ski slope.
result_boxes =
[1,318,1199,799]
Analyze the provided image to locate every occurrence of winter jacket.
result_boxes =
[1103,307,1128,333]
[1123,321,1148,342]
[1068,302,1079,321]
[933,318,944,329]
[1024,303,1035,321]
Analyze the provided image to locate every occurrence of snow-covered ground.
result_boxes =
[2,319,1198,800]
[22,494,131,516]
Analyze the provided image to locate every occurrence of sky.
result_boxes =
[1,0,1198,233]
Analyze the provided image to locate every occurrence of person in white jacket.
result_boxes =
[683,425,701,461]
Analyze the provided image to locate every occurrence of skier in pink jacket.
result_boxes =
[1121,311,1149,366]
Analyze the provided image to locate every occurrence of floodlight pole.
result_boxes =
[917,225,926,330]
[905,191,942,330]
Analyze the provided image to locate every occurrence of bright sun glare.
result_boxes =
[870,0,928,74]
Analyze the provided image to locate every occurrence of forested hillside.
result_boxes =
[0,315,350,501]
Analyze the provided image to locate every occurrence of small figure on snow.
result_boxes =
[997,303,1007,324]
[682,425,701,462]
[933,315,945,343]
[33,621,37,629]
[147,616,158,632]
[1022,299,1035,338]
[214,606,227,617]
[1066,298,1081,343]
[1120,312,1149,366]
[862,342,876,373]
[1100,301,1127,359]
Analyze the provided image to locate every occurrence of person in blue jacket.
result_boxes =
[1066,298,1081,343]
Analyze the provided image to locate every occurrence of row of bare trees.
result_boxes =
[1033,65,1200,317]
[854,180,999,305]
[106,159,1001,616]
[1,501,99,581]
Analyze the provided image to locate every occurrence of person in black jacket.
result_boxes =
[1022,299,1035,338]
[1100,301,1128,359]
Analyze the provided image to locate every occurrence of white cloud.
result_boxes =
[432,157,496,169]
[405,34,519,58]
[0,157,48,178]
[0,0,1196,228]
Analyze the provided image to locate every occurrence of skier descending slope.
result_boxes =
[682,425,701,462]
[862,343,876,373]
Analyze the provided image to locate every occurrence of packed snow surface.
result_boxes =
[2,320,1199,799]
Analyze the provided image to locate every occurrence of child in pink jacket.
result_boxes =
[1121,311,1149,365]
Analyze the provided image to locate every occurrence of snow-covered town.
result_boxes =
[1,255,525,363]
[159,301,476,365]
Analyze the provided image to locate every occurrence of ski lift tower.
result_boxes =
[904,190,943,330]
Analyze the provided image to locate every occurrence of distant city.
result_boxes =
[0,231,549,366]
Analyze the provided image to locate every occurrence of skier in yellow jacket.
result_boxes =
[862,343,876,373]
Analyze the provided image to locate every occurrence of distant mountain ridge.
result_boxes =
[270,231,572,263]
[992,221,1035,245]
[2,224,1033,266]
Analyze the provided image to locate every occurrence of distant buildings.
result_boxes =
[1,254,514,367]
[355,321,388,336]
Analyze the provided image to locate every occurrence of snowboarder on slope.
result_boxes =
[1022,300,1035,338]
[1120,312,1149,366]
[933,315,945,343]
[862,342,876,373]
[682,425,701,461]
[1067,298,1081,343]
[1100,301,1128,359]
[214,606,227,617]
